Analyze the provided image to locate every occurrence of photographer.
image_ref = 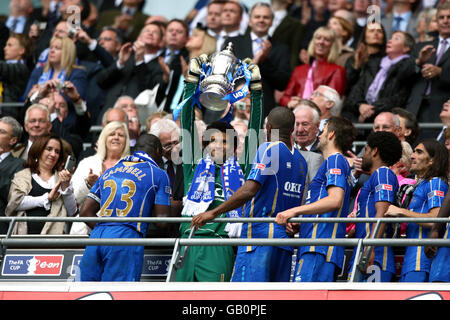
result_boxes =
[24,36,87,110]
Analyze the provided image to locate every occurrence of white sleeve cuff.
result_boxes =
[59,184,74,196]
[30,90,40,103]
[73,99,87,115]
[43,193,51,211]
[88,39,97,51]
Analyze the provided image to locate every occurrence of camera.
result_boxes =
[64,155,76,173]
[56,81,67,91]
[68,26,78,39]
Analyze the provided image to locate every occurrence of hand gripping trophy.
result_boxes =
[181,42,263,118]
[179,41,264,176]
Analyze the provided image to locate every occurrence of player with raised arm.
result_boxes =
[192,106,308,282]
[174,53,264,281]
[275,116,357,282]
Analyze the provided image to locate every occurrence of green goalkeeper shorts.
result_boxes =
[175,244,236,282]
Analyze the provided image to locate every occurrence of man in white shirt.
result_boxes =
[217,1,244,51]
[437,99,450,143]
[226,2,291,117]
[205,0,225,39]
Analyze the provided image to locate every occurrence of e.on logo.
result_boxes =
[2,255,64,276]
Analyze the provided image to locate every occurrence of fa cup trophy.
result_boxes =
[199,42,240,111]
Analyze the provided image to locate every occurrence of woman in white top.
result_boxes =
[72,120,130,206]
[70,121,130,234]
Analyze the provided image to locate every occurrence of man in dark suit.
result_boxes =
[269,0,304,70]
[217,0,245,52]
[97,0,145,14]
[96,22,164,121]
[75,26,123,123]
[96,0,148,42]
[0,116,24,234]
[156,19,190,113]
[381,0,418,40]
[225,2,291,118]
[406,2,450,136]
[4,0,34,35]
[349,0,369,49]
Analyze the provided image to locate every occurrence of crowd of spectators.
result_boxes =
[0,0,449,282]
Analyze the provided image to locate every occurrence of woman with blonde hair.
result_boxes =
[70,121,130,234]
[24,36,88,103]
[280,26,347,108]
[72,121,130,206]
[327,16,355,67]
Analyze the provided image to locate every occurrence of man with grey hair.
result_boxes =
[347,111,404,214]
[12,104,75,161]
[292,102,324,204]
[293,102,321,153]
[0,116,25,233]
[149,118,181,189]
[309,85,343,132]
[113,96,141,150]
[12,104,52,160]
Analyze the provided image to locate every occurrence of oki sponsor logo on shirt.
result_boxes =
[375,184,393,192]
[284,181,303,194]
[2,255,64,276]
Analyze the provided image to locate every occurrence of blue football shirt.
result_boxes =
[239,141,308,253]
[298,152,352,269]
[89,157,171,235]
[402,177,448,275]
[354,166,399,274]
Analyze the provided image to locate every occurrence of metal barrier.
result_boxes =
[88,123,444,134]
[0,216,449,282]
[0,102,24,108]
